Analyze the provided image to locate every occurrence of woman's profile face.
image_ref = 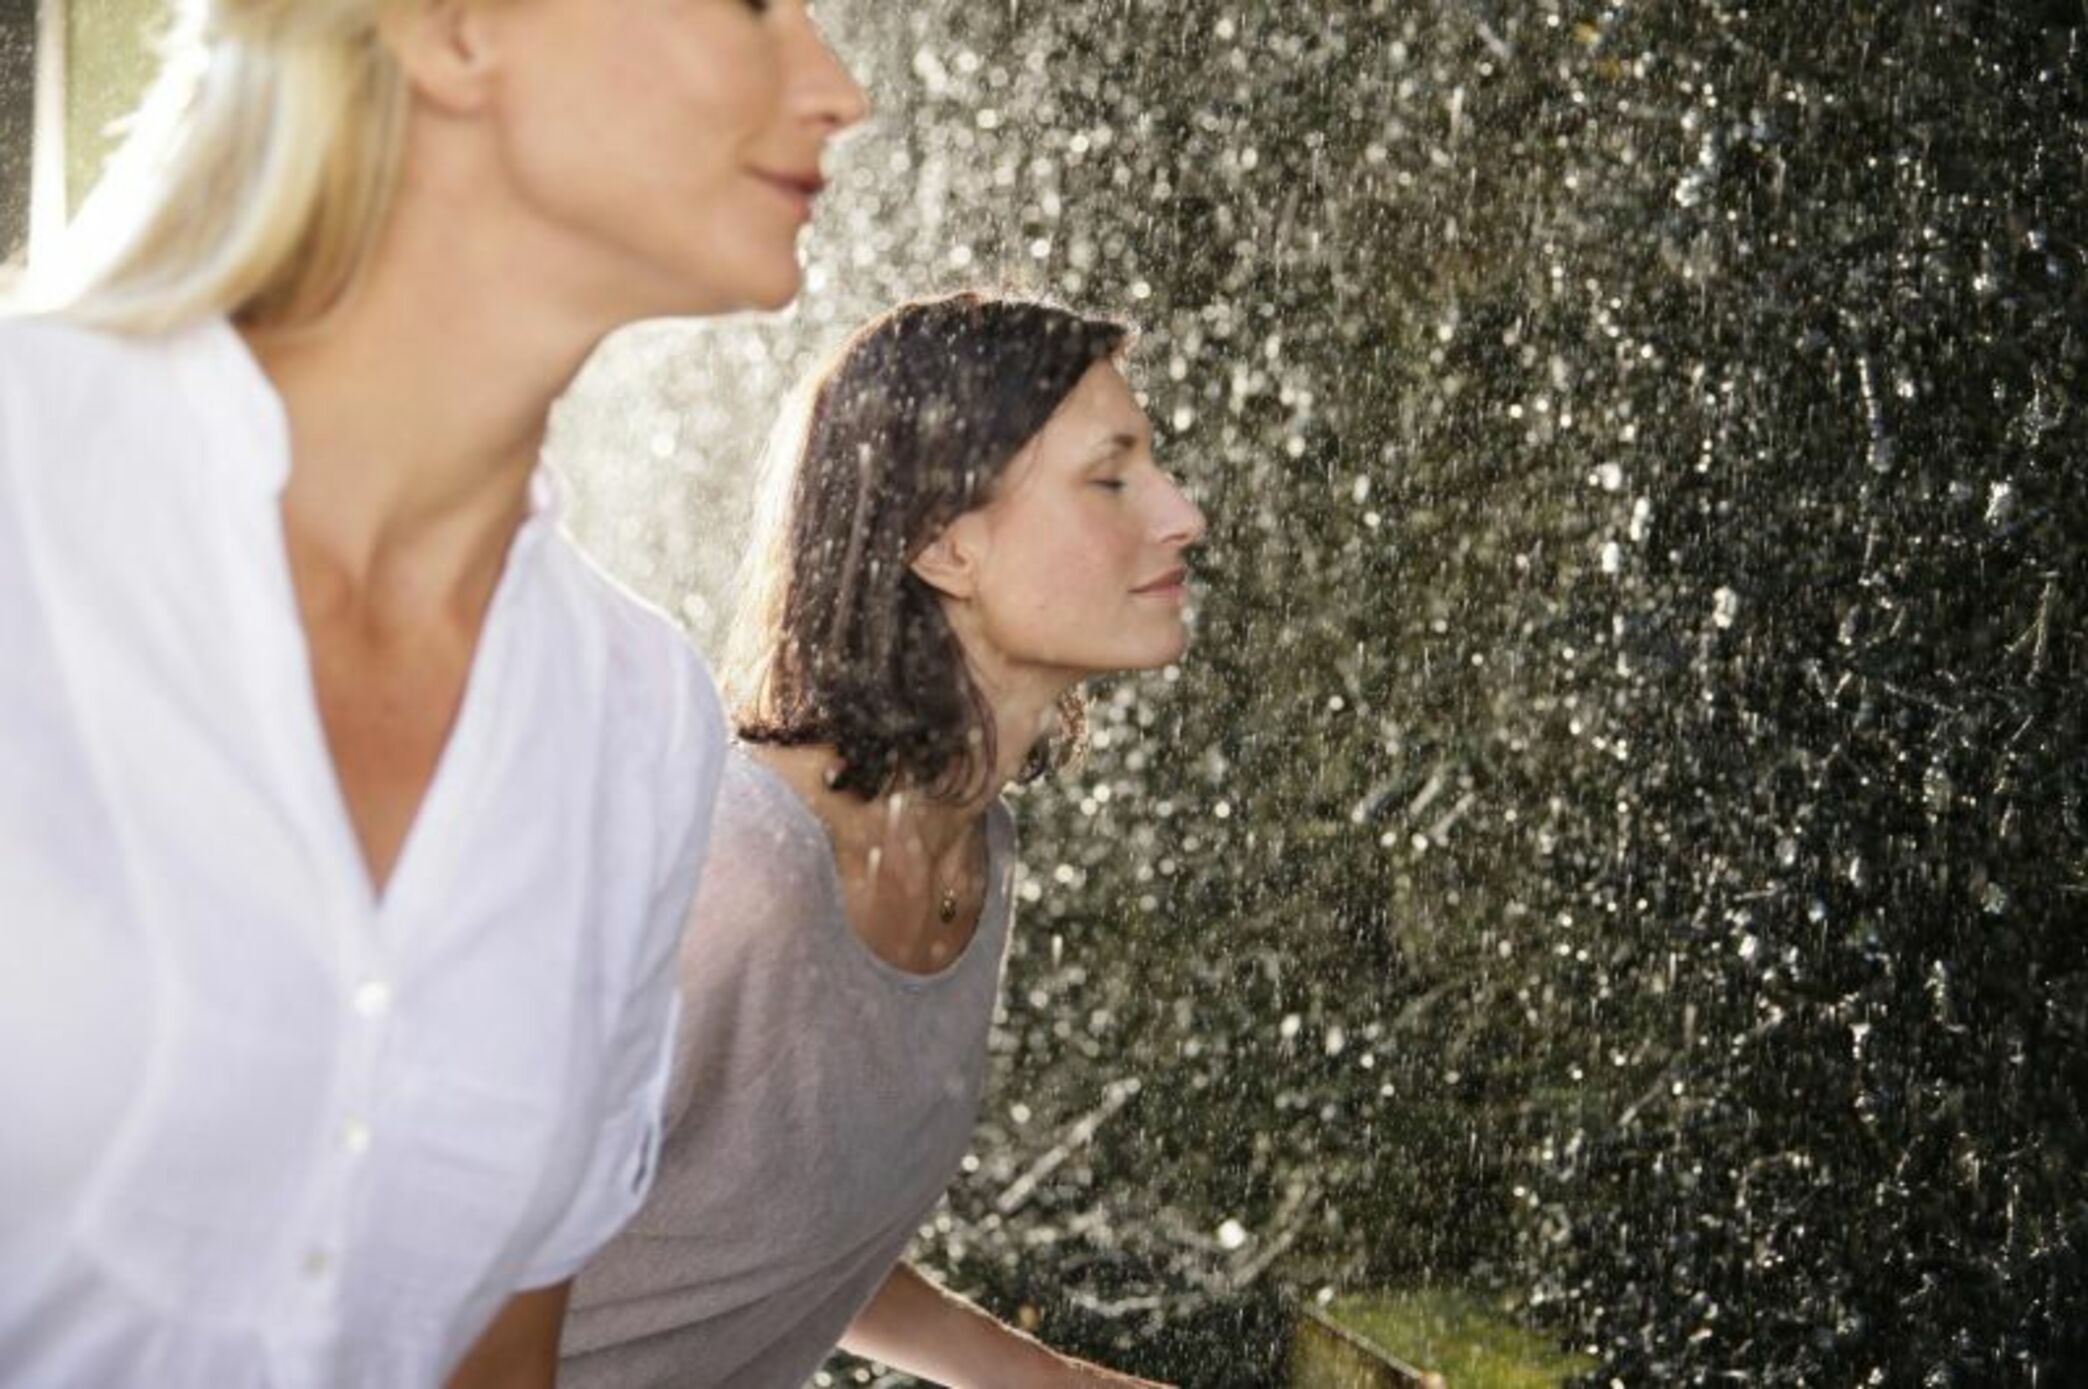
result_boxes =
[477,0,867,317]
[948,360,1208,681]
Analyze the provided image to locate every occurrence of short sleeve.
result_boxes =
[514,634,726,1289]
[513,991,682,1288]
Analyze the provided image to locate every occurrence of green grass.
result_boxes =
[1324,1289,1597,1389]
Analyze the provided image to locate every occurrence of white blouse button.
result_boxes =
[300,1248,333,1279]
[340,1117,373,1156]
[350,979,392,1018]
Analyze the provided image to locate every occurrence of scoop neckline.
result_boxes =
[732,747,1012,991]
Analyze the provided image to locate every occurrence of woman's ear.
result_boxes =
[380,0,502,116]
[909,519,982,600]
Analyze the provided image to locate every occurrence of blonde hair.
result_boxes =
[31,0,410,334]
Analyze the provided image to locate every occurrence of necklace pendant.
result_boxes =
[938,888,958,924]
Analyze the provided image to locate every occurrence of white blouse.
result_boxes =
[0,317,724,1387]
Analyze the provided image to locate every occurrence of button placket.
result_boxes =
[339,1115,374,1157]
[338,960,390,1156]
[351,977,393,1019]
[293,949,392,1306]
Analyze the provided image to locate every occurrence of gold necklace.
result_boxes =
[935,821,983,925]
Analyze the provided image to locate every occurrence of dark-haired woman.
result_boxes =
[561,294,1205,1388]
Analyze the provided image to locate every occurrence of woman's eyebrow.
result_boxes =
[1085,431,1143,464]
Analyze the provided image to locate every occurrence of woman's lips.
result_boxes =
[1133,567,1190,598]
[753,170,826,218]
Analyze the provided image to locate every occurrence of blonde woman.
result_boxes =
[561,294,1202,1388]
[0,2,863,1385]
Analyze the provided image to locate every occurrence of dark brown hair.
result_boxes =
[727,291,1132,801]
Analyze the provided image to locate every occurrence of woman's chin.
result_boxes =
[738,272,803,314]
[727,252,806,314]
[660,256,801,319]
[1132,626,1192,670]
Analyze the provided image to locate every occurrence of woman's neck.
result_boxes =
[244,132,627,620]
[761,746,986,869]
[749,663,1074,971]
[783,671,1068,855]
[750,741,991,976]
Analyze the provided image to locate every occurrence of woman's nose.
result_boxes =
[795,14,871,135]
[1157,476,1207,549]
